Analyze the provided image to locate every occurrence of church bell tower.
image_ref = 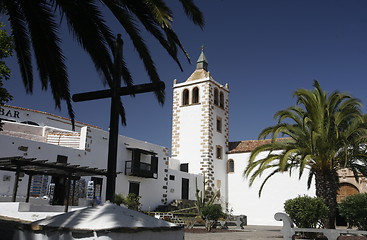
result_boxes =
[171,49,229,202]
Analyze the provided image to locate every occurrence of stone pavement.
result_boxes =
[184,225,283,240]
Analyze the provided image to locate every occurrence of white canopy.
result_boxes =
[14,203,183,240]
[31,202,179,231]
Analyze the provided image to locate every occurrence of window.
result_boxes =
[192,87,199,104]
[57,155,68,164]
[216,117,222,133]
[219,91,224,108]
[20,121,39,126]
[129,181,140,196]
[182,89,189,106]
[227,159,234,173]
[216,180,222,188]
[169,175,175,181]
[180,163,189,172]
[182,178,189,200]
[214,88,219,105]
[216,146,222,159]
[91,177,103,199]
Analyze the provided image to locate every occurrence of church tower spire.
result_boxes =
[196,46,208,71]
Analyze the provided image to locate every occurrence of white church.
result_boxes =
[0,50,363,226]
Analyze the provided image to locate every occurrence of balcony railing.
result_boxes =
[125,161,155,178]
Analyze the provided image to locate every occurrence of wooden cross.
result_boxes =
[72,34,165,202]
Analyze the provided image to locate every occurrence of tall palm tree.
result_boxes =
[0,0,204,128]
[244,80,367,229]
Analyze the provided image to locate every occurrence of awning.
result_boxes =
[0,156,107,212]
[126,147,157,155]
[0,156,107,178]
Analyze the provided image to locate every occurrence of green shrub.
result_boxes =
[201,204,224,232]
[202,204,224,221]
[339,193,367,230]
[284,195,328,228]
[114,193,141,211]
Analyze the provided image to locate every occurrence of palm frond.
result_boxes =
[258,169,280,197]
[178,0,204,28]
[3,0,33,92]
[19,0,75,128]
[102,4,165,104]
[54,0,114,85]
[245,80,367,203]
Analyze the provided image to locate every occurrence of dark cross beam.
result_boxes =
[72,34,165,202]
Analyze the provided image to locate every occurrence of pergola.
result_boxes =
[0,156,107,212]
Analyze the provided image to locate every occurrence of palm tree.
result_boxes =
[0,0,204,128]
[244,80,367,229]
[0,23,13,130]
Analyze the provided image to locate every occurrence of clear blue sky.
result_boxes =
[3,0,367,149]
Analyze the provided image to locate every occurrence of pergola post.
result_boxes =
[26,174,33,203]
[64,174,72,212]
[12,166,20,202]
[71,179,76,206]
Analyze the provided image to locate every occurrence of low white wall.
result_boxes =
[168,158,181,171]
[15,229,184,240]
[0,202,80,222]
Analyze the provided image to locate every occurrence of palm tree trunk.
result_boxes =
[314,170,339,229]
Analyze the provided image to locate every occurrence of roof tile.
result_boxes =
[228,138,291,153]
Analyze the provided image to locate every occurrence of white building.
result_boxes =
[0,106,201,213]
[1,50,364,226]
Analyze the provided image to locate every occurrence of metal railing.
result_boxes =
[125,161,153,178]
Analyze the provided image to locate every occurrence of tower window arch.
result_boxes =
[219,91,224,108]
[216,117,222,133]
[182,89,189,106]
[214,88,219,105]
[227,159,234,173]
[216,145,223,159]
[192,87,199,104]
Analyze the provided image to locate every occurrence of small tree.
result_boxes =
[195,175,222,231]
[195,175,220,216]
[201,204,224,232]
[114,193,141,211]
[284,195,329,228]
[339,193,367,230]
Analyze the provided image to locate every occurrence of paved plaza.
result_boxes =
[184,225,283,240]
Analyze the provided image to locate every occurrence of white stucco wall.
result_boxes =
[177,103,202,172]
[227,151,316,226]
[166,169,203,204]
[173,80,208,174]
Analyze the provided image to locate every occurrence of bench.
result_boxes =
[218,215,247,229]
[275,212,367,240]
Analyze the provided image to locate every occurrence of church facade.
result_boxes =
[0,51,366,225]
